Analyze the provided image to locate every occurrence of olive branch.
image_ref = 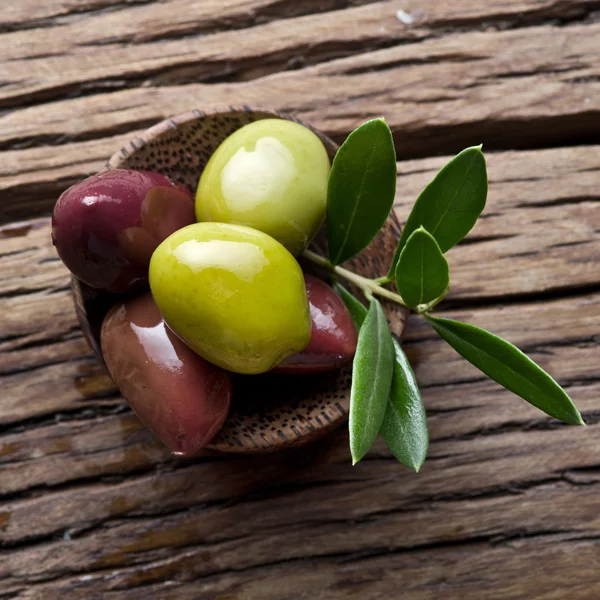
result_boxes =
[303,118,584,470]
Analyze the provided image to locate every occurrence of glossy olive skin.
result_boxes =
[52,170,195,293]
[195,119,330,256]
[101,292,232,456]
[149,222,311,374]
[274,274,358,374]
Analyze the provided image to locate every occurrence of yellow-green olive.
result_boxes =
[149,222,311,374]
[195,119,330,256]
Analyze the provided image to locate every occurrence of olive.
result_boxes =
[149,222,311,374]
[274,274,358,374]
[195,119,330,255]
[52,170,195,293]
[101,292,232,455]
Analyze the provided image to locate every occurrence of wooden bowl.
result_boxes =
[71,107,408,453]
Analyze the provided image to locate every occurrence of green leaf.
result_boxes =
[327,118,397,266]
[333,282,368,329]
[350,297,395,464]
[395,227,449,309]
[335,284,429,471]
[424,315,584,426]
[388,146,487,277]
[380,338,428,472]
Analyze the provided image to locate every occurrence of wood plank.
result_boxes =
[37,536,594,600]
[1,0,373,34]
[1,0,597,109]
[1,20,598,222]
[0,0,432,107]
[2,482,600,596]
[4,0,596,35]
[1,409,599,593]
[2,1,158,29]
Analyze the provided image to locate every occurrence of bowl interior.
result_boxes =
[72,107,408,453]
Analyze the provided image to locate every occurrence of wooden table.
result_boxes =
[1,1,599,598]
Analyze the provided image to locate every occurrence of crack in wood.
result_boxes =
[455,233,517,246]
[439,281,600,312]
[516,194,600,208]
[0,326,81,354]
[0,397,125,436]
[0,285,70,301]
[0,0,157,33]
[0,0,379,36]
[334,52,487,76]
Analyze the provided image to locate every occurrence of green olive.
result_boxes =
[149,222,311,374]
[195,119,330,256]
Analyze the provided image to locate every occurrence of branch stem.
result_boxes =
[302,249,408,307]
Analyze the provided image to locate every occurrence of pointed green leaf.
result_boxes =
[333,282,368,329]
[350,297,395,464]
[336,284,429,471]
[327,118,397,265]
[424,315,584,426]
[395,227,449,309]
[388,146,487,277]
[380,338,428,472]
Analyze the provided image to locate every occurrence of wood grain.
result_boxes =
[2,18,600,223]
[3,17,600,148]
[2,0,597,107]
[1,0,376,34]
[2,215,599,594]
[1,0,600,598]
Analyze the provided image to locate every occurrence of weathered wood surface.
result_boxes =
[1,1,599,598]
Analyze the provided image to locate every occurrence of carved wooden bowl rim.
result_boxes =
[70,106,408,454]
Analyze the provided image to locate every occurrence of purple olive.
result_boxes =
[52,170,195,293]
[274,274,358,374]
[101,292,232,456]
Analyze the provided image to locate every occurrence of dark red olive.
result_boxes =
[274,274,358,374]
[52,170,195,293]
[101,292,232,456]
